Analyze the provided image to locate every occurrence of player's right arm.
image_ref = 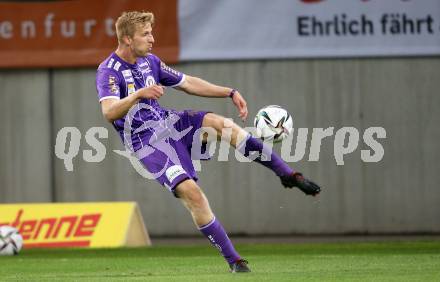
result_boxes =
[101,86,164,122]
[96,68,164,123]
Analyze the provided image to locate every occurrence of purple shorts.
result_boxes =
[136,110,209,195]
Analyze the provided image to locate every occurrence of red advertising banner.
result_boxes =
[0,0,179,68]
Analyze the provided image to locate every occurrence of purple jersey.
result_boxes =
[96,52,210,193]
[96,52,185,150]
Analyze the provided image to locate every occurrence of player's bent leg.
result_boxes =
[174,179,250,272]
[174,179,214,226]
[201,113,321,196]
[202,113,248,146]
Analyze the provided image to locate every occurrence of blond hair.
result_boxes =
[115,11,154,44]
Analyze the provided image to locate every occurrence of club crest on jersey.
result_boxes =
[146,75,156,86]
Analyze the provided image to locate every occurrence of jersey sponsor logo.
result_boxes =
[165,165,186,183]
[127,83,135,95]
[122,69,134,83]
[108,75,119,94]
[113,61,121,71]
[122,69,132,77]
[107,58,114,68]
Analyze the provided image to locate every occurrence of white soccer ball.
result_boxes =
[254,105,293,143]
[0,226,23,256]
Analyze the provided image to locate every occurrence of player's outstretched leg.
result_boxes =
[202,113,321,196]
[175,179,250,273]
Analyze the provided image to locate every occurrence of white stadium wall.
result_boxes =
[1,57,440,235]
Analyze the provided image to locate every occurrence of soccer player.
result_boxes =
[96,11,321,273]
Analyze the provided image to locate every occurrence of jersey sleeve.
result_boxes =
[155,56,185,87]
[96,68,121,102]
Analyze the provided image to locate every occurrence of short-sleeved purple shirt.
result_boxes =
[96,52,185,149]
[96,53,211,192]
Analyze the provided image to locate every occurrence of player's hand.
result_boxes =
[136,85,164,100]
[231,90,248,121]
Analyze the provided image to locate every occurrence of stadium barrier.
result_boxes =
[0,202,151,248]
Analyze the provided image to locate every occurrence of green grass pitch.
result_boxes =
[1,241,440,281]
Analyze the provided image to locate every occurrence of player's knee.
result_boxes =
[203,113,246,145]
[203,113,230,133]
[178,184,207,209]
[188,189,207,209]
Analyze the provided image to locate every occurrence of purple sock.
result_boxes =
[199,216,240,264]
[237,135,294,177]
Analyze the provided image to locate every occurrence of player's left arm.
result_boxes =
[176,75,248,121]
